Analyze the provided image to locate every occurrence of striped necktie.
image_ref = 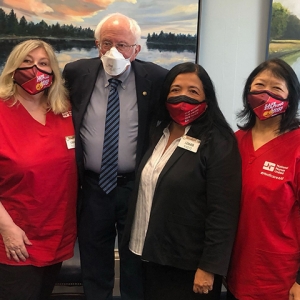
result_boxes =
[99,78,121,193]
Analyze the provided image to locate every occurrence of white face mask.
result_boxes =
[101,47,131,76]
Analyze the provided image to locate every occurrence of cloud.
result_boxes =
[0,0,200,34]
[0,0,135,23]
[2,0,53,14]
[167,4,199,16]
[132,3,199,35]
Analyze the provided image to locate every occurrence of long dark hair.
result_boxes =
[237,58,300,133]
[155,62,234,140]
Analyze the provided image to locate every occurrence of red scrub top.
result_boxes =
[0,99,77,266]
[227,129,300,299]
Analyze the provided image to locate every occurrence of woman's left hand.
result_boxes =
[193,268,214,294]
[289,282,300,300]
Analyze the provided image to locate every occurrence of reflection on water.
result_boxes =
[282,51,300,81]
[1,38,299,82]
[0,38,196,73]
[146,42,196,53]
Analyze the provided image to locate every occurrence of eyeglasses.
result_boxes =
[100,41,136,53]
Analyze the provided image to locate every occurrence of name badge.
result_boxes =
[178,135,201,153]
[62,111,72,118]
[65,135,75,149]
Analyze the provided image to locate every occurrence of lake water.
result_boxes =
[0,38,196,73]
[281,51,300,81]
[1,38,299,81]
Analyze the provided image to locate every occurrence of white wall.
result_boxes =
[198,0,272,130]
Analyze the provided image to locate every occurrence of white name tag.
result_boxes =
[178,135,201,153]
[65,135,75,149]
[62,111,72,118]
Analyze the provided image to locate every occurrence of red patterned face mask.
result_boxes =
[13,65,53,95]
[247,90,288,120]
[166,95,207,126]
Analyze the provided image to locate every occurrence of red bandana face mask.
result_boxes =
[247,90,288,120]
[166,95,207,126]
[13,65,53,95]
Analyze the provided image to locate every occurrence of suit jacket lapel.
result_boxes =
[155,124,202,190]
[77,59,103,126]
[132,60,153,165]
[134,123,204,208]
[138,123,203,180]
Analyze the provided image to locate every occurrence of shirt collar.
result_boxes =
[104,65,132,90]
[163,124,191,137]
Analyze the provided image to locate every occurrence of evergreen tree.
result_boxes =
[26,21,36,36]
[19,16,28,35]
[0,10,103,39]
[0,8,7,34]
[36,20,49,36]
[51,22,62,37]
[7,9,18,35]
[147,31,196,46]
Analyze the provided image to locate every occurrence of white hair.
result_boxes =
[94,13,141,44]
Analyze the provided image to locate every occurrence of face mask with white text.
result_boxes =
[13,65,53,95]
[166,95,207,126]
[247,90,288,120]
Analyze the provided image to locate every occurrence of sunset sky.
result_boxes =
[0,0,200,36]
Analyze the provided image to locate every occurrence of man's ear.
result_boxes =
[131,44,141,61]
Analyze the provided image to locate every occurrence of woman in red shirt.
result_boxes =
[0,39,77,300]
[227,58,300,299]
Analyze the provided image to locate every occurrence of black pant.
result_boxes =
[143,261,222,300]
[78,172,143,300]
[0,262,62,300]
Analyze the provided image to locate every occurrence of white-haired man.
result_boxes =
[63,12,168,300]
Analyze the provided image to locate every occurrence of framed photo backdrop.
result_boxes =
[267,0,300,80]
[0,0,201,72]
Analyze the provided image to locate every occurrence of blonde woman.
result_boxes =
[0,39,77,300]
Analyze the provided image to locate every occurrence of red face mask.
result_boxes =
[247,90,288,120]
[13,65,53,95]
[166,95,207,126]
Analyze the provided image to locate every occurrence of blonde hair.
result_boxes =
[0,39,69,114]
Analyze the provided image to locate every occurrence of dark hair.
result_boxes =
[155,62,234,140]
[237,58,300,133]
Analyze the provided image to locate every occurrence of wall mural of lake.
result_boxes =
[0,0,200,73]
[0,37,197,73]
[268,0,300,80]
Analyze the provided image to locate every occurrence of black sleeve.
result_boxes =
[198,132,242,276]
